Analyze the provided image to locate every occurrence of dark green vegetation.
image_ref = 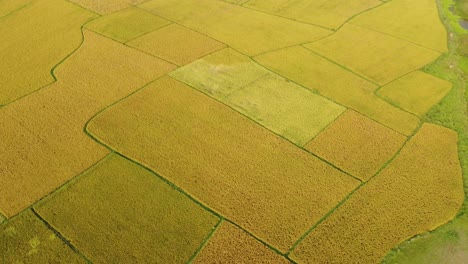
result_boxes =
[383,0,468,262]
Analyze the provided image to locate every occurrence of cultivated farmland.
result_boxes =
[1,0,467,263]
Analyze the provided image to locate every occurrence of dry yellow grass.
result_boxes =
[127,24,226,65]
[305,110,407,181]
[305,23,441,85]
[350,0,448,52]
[36,154,220,263]
[0,31,175,217]
[193,222,291,263]
[244,0,382,29]
[291,123,464,263]
[378,71,453,116]
[0,0,97,105]
[139,0,332,56]
[85,6,171,43]
[68,0,146,14]
[1,210,85,263]
[226,73,346,146]
[255,46,420,136]
[87,76,360,252]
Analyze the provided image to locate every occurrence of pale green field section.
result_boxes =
[1,210,85,263]
[291,124,464,263]
[244,0,382,29]
[35,154,219,263]
[170,48,269,99]
[85,6,171,43]
[350,0,448,52]
[378,71,452,116]
[69,0,146,14]
[87,76,359,252]
[0,31,175,218]
[171,48,345,145]
[128,24,227,65]
[383,215,468,264]
[0,0,32,17]
[305,23,441,85]
[226,74,345,145]
[254,46,420,136]
[193,222,291,263]
[0,0,97,105]
[305,110,407,181]
[139,0,332,56]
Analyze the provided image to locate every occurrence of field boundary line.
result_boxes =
[31,209,93,263]
[186,219,223,263]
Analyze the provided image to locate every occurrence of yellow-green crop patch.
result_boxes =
[87,76,360,252]
[378,71,452,116]
[85,7,171,43]
[0,31,175,217]
[1,210,85,263]
[171,48,345,145]
[139,0,332,56]
[170,48,270,100]
[127,24,226,65]
[0,0,32,18]
[35,154,219,263]
[350,0,448,52]
[0,0,97,105]
[193,222,291,263]
[254,46,420,136]
[305,110,407,181]
[244,0,382,29]
[226,74,346,146]
[68,0,146,15]
[304,23,441,85]
[291,124,464,263]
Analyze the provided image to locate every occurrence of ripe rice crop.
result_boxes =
[255,45,420,136]
[36,154,219,263]
[139,0,332,56]
[378,71,452,116]
[128,24,226,65]
[68,0,147,15]
[85,6,171,43]
[291,123,464,263]
[87,76,360,252]
[305,23,441,85]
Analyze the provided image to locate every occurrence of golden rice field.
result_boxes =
[1,0,467,263]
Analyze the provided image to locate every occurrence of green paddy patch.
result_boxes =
[1,210,85,263]
[35,154,220,263]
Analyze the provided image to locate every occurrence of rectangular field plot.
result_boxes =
[1,210,85,263]
[305,110,406,180]
[87,76,360,252]
[350,0,448,52]
[255,46,420,136]
[244,0,382,29]
[139,0,332,55]
[305,23,441,85]
[85,7,171,43]
[193,222,290,263]
[36,154,219,263]
[378,71,452,116]
[127,24,226,65]
[226,74,345,145]
[291,124,464,263]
